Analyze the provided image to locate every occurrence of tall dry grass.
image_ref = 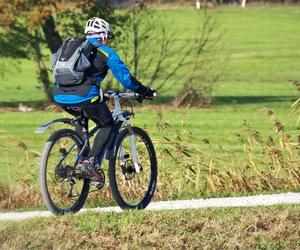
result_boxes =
[0,184,41,210]
[1,104,299,209]
[0,135,42,210]
[291,80,300,126]
[154,108,300,199]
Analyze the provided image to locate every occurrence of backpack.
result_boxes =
[52,37,92,86]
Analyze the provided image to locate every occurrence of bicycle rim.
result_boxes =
[111,128,156,208]
[43,132,87,212]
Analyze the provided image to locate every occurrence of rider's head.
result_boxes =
[85,17,113,47]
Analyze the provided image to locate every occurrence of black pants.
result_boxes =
[64,101,114,159]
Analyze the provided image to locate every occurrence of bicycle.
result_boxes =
[36,91,157,215]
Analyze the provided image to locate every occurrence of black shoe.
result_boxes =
[75,158,104,185]
[74,158,95,178]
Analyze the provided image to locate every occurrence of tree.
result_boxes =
[116,2,224,106]
[173,12,225,107]
[0,0,116,101]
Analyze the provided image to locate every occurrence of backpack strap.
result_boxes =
[82,40,94,58]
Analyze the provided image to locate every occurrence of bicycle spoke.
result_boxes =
[41,130,89,213]
[115,134,151,205]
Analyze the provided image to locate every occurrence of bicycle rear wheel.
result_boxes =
[109,127,157,209]
[40,129,89,214]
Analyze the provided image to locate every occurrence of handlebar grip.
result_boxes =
[134,91,157,102]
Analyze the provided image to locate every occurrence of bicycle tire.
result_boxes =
[40,129,90,214]
[109,127,157,209]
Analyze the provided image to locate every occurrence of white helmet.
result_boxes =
[85,17,113,40]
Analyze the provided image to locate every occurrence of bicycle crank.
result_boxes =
[90,168,105,190]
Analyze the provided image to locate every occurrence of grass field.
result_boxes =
[0,6,299,210]
[0,5,300,249]
[0,6,299,104]
[1,205,300,249]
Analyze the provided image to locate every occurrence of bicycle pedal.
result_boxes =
[90,168,105,189]
[90,181,104,189]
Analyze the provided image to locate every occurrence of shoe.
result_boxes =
[74,158,95,178]
[74,158,103,183]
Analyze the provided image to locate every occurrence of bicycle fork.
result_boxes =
[119,125,141,174]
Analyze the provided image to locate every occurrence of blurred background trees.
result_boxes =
[115,1,224,107]
[0,0,116,100]
[0,0,224,106]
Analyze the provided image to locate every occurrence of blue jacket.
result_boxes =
[53,43,140,104]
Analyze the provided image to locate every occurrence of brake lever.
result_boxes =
[144,96,153,101]
[145,91,156,101]
[134,92,156,103]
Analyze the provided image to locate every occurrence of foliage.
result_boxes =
[0,0,118,100]
[0,134,42,210]
[1,7,299,105]
[116,3,224,106]
[155,109,300,198]
[0,183,41,210]
[291,80,300,126]
[0,105,299,210]
[173,12,225,107]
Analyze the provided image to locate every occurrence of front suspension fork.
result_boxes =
[120,125,141,174]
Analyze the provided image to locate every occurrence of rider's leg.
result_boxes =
[74,101,113,179]
[82,101,114,160]
[62,107,85,138]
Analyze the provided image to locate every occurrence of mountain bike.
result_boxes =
[36,91,157,215]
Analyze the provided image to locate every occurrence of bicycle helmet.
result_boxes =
[85,17,113,45]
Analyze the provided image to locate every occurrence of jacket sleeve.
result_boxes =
[99,45,139,91]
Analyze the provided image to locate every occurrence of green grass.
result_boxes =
[1,205,300,249]
[0,102,298,194]
[0,6,299,104]
[0,6,299,209]
[0,100,297,149]
[0,5,299,245]
[0,58,46,105]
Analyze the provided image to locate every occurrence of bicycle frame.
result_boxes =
[109,92,141,173]
[36,91,141,173]
[101,92,141,173]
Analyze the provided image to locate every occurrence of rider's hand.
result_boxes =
[135,82,156,102]
[144,87,156,99]
[135,87,156,102]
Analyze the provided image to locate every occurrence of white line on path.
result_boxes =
[1,192,300,222]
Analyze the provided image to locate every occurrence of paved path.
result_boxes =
[1,192,300,221]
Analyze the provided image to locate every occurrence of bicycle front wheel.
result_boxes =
[109,127,157,209]
[40,129,90,214]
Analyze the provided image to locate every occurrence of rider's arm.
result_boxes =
[98,45,146,93]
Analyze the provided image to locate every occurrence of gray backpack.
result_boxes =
[52,38,92,86]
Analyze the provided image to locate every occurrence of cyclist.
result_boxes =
[52,17,156,178]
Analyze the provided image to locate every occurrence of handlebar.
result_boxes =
[103,91,135,98]
[103,91,156,102]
